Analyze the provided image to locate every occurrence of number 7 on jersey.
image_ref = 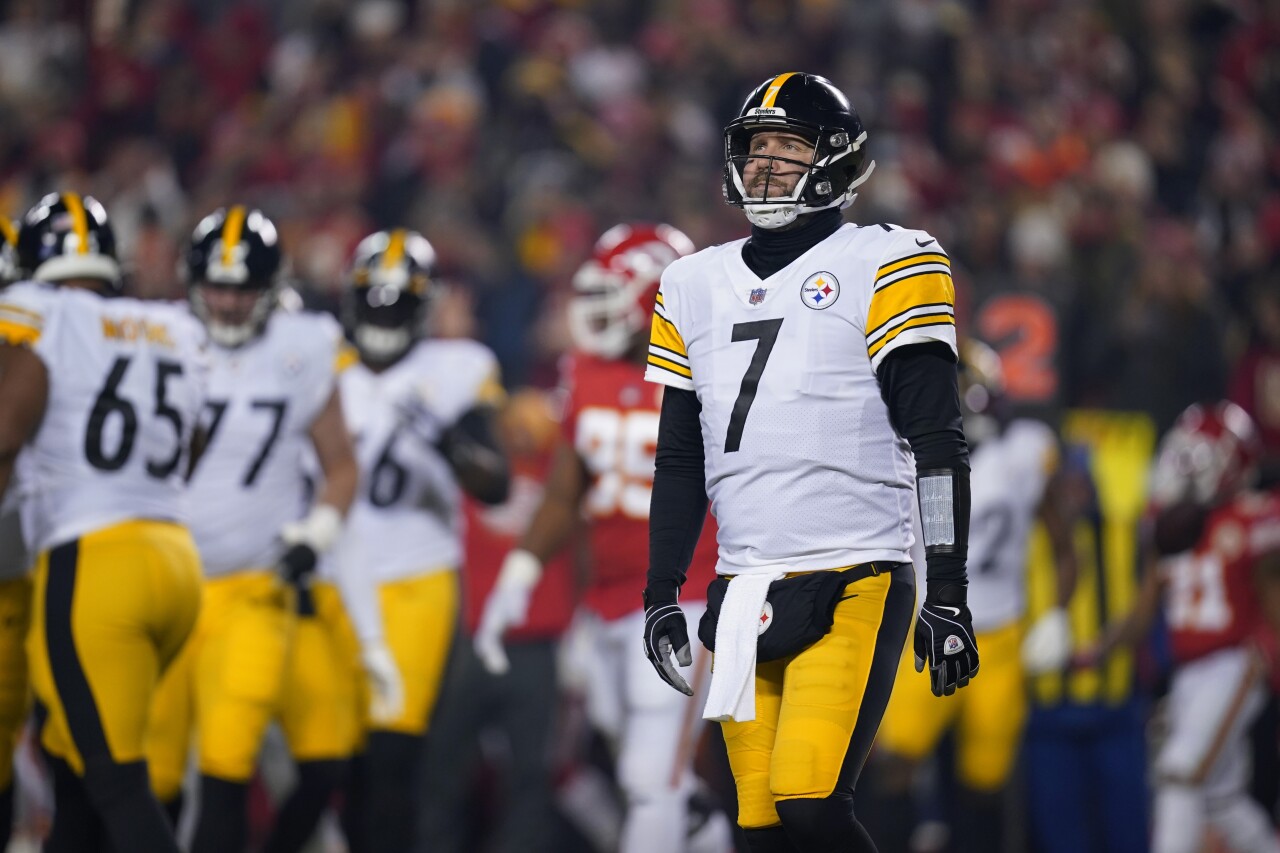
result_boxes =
[725,318,783,453]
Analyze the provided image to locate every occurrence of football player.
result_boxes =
[475,223,730,853]
[144,206,365,853]
[0,215,32,851]
[1084,401,1280,853]
[871,340,1078,853]
[0,192,207,851]
[333,229,510,853]
[641,72,977,852]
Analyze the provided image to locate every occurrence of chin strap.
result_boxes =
[744,159,877,229]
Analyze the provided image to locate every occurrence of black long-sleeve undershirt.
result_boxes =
[647,342,970,601]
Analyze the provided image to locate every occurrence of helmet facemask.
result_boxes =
[724,119,873,229]
[348,267,428,368]
[568,260,651,359]
[190,280,280,348]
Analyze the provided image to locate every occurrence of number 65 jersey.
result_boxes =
[187,310,348,577]
[0,282,208,552]
[645,224,957,575]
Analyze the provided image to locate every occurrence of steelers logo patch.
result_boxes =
[757,601,774,635]
[800,271,840,309]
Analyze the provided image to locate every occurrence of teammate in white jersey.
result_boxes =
[641,73,978,852]
[0,192,207,852]
[144,207,366,853]
[0,219,32,851]
[873,340,1078,853]
[332,229,510,853]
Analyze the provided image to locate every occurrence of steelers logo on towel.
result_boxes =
[757,601,774,635]
[800,271,840,309]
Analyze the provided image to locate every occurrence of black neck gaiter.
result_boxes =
[741,208,844,279]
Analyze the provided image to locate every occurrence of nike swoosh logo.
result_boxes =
[935,605,960,616]
[915,237,935,247]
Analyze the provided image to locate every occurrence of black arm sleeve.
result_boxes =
[877,342,971,595]
[646,387,709,603]
[437,405,511,505]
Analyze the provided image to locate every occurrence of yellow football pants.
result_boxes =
[28,520,201,776]
[875,620,1025,791]
[721,566,914,829]
[148,574,363,799]
[0,577,31,790]
[361,570,458,737]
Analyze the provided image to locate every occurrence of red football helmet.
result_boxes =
[1149,401,1261,510]
[568,223,695,359]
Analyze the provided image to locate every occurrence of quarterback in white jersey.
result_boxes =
[641,73,976,851]
[333,229,510,853]
[0,193,206,852]
[144,206,364,853]
[874,340,1078,853]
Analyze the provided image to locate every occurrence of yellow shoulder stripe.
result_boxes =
[866,314,955,358]
[0,318,40,346]
[649,310,688,358]
[647,354,692,379]
[333,342,359,374]
[876,252,950,282]
[866,272,955,334]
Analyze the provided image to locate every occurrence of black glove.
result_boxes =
[914,583,979,697]
[642,587,694,696]
[279,543,318,617]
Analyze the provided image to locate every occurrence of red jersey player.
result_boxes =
[474,224,727,853]
[1087,401,1280,853]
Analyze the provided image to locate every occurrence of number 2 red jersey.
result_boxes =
[1161,489,1280,664]
[562,353,718,621]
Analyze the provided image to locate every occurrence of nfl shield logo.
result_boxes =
[750,288,767,305]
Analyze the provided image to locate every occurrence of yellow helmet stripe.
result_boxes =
[221,205,247,266]
[760,72,798,109]
[382,229,407,270]
[0,218,14,247]
[62,193,90,255]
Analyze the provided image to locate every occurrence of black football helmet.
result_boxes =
[343,229,437,367]
[0,218,16,285]
[723,72,874,229]
[185,206,283,347]
[958,338,1008,448]
[16,192,121,289]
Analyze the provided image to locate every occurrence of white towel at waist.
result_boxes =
[702,568,786,723]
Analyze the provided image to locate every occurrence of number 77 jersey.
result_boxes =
[0,282,209,552]
[645,223,957,575]
[186,311,348,577]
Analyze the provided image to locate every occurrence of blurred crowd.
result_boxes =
[0,0,1276,449]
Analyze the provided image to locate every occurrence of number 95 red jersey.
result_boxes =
[561,353,718,620]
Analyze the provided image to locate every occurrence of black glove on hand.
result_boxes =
[279,543,318,617]
[914,583,979,697]
[642,587,693,696]
[279,543,318,583]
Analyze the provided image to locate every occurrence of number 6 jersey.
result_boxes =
[645,224,957,575]
[0,282,208,552]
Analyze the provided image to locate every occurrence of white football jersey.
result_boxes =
[0,283,208,552]
[187,310,349,577]
[913,418,1057,632]
[332,339,503,584]
[646,223,956,575]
